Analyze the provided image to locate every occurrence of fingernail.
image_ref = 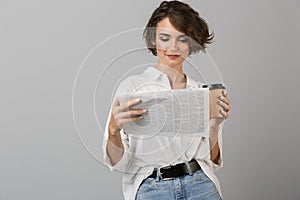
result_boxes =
[220,96,225,100]
[143,109,147,113]
[224,90,227,95]
[136,98,140,102]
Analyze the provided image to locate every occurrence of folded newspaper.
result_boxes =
[118,88,209,138]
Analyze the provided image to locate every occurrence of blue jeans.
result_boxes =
[135,169,222,200]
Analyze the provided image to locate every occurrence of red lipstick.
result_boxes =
[167,54,180,59]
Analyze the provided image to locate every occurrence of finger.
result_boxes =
[220,95,230,105]
[114,98,140,114]
[119,115,143,125]
[219,109,229,119]
[223,90,228,97]
[119,98,141,111]
[118,109,147,119]
[218,100,231,112]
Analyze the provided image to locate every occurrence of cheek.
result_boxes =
[179,43,189,53]
[156,40,167,58]
[156,40,168,51]
[157,49,166,60]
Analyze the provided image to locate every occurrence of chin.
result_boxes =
[167,58,184,64]
[167,61,183,68]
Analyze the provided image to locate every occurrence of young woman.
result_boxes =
[103,1,231,199]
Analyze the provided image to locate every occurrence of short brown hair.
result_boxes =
[143,0,214,56]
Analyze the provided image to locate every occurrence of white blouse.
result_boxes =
[103,66,224,200]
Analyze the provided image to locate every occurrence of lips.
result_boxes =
[166,54,180,59]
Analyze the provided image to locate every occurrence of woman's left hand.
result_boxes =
[210,90,231,128]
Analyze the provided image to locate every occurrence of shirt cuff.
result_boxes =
[103,136,131,172]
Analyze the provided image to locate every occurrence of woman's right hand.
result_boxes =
[108,97,147,135]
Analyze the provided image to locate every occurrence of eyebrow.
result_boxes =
[158,33,187,38]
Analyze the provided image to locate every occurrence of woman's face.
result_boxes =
[155,17,189,69]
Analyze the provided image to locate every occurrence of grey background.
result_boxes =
[1,0,299,200]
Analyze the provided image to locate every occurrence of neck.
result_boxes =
[155,64,186,86]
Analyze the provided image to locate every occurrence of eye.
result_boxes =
[159,37,169,42]
[179,38,188,43]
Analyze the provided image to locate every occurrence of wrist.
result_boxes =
[210,125,220,131]
[108,125,121,136]
[209,125,220,138]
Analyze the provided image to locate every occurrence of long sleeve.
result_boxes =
[102,79,132,172]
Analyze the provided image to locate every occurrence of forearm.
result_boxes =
[209,126,220,164]
[106,127,124,166]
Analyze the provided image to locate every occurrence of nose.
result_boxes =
[168,38,179,52]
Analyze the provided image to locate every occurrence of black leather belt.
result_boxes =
[147,159,201,180]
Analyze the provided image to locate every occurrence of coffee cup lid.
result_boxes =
[202,83,226,90]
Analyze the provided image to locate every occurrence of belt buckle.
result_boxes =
[160,165,175,181]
